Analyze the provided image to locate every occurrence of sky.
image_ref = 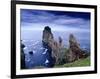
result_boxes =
[20,9,90,49]
[21,9,90,31]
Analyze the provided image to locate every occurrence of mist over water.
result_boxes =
[21,30,90,50]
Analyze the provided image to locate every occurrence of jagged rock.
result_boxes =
[21,41,26,69]
[42,26,54,44]
[67,34,87,62]
[49,40,60,64]
[42,26,55,66]
[29,51,33,55]
[42,26,62,65]
[58,36,63,47]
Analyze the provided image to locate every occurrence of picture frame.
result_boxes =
[11,0,97,78]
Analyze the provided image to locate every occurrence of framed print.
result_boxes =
[11,0,97,78]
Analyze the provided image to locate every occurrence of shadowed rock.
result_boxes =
[67,34,88,62]
[21,41,26,69]
[42,26,62,65]
[58,36,63,47]
[42,26,55,67]
[42,26,53,44]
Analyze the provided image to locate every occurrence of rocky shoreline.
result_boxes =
[21,26,89,69]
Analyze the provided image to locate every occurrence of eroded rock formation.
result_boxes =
[42,26,54,45]
[21,41,26,69]
[42,26,62,65]
[67,34,87,62]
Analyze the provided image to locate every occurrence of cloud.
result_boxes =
[54,18,85,25]
[21,9,90,50]
[21,9,90,30]
[21,9,90,36]
[21,9,56,23]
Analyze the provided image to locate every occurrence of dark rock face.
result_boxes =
[29,51,33,55]
[42,26,54,44]
[42,26,55,67]
[42,26,62,65]
[58,36,62,47]
[21,42,26,69]
[49,40,60,64]
[67,34,88,62]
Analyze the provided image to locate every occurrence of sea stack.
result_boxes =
[42,26,61,65]
[67,34,86,62]
[42,26,54,47]
[42,26,55,67]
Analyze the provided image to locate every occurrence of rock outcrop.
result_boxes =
[21,41,26,69]
[67,34,87,62]
[42,26,55,67]
[42,26,62,65]
[49,40,60,64]
[42,26,54,45]
[58,36,63,47]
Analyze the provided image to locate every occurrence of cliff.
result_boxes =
[66,34,88,62]
[42,26,62,65]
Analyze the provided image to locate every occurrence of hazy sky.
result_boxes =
[21,9,90,47]
[21,9,90,32]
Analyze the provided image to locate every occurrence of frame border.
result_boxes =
[11,0,97,78]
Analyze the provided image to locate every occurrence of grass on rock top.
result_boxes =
[55,56,90,67]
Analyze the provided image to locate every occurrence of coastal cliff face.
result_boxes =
[21,26,90,69]
[42,26,88,64]
[42,26,54,44]
[42,26,85,64]
[67,34,88,62]
[42,26,62,65]
[21,42,26,69]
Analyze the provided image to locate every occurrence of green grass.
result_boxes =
[55,57,90,68]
